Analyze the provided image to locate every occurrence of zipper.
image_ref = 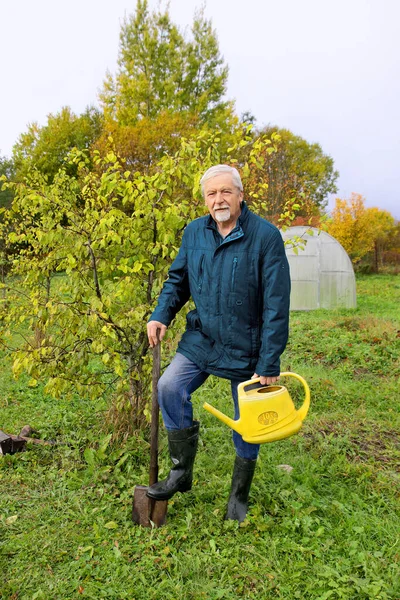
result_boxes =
[231,257,238,291]
[216,251,226,318]
[198,254,205,292]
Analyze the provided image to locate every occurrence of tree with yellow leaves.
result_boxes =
[327,193,395,266]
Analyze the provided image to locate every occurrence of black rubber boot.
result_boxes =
[224,455,257,523]
[146,421,199,501]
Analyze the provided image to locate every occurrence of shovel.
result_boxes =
[132,339,168,527]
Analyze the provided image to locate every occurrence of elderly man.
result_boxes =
[146,164,290,522]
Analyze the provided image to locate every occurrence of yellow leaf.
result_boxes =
[6,515,18,525]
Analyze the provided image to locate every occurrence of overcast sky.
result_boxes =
[1,0,399,217]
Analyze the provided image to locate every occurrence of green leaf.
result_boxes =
[84,448,96,467]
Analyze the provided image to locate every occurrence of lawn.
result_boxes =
[1,274,399,599]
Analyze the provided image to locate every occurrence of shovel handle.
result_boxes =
[149,337,161,487]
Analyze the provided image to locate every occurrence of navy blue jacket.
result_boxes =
[150,202,290,379]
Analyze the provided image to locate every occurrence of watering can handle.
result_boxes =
[238,372,310,421]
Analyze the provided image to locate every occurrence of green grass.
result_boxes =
[1,274,399,599]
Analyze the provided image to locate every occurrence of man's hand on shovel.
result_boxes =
[147,321,167,348]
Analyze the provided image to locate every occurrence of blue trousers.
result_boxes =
[157,352,260,460]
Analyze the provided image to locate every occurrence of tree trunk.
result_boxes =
[45,275,51,304]
[127,353,137,421]
[374,241,379,273]
[0,263,5,300]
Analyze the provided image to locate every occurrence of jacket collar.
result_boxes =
[238,201,250,226]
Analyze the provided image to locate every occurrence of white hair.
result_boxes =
[200,165,243,196]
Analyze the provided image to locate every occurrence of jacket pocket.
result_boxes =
[227,292,251,354]
[186,309,202,331]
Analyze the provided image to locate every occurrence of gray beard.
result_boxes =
[214,208,231,222]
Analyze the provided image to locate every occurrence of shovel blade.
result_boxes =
[132,485,167,527]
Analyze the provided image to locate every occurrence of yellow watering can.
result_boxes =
[203,372,310,444]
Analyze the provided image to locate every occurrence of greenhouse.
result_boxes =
[282,226,357,310]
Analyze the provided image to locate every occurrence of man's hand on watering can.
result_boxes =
[147,321,167,348]
[252,373,280,385]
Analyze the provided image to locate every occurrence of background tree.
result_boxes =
[380,221,400,269]
[12,106,103,182]
[0,158,16,294]
[365,207,396,272]
[100,0,233,127]
[96,0,240,200]
[242,126,338,221]
[93,111,200,174]
[327,193,395,265]
[0,156,14,209]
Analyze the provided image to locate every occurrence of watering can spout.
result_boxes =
[203,402,243,435]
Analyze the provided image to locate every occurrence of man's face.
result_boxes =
[203,174,243,226]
